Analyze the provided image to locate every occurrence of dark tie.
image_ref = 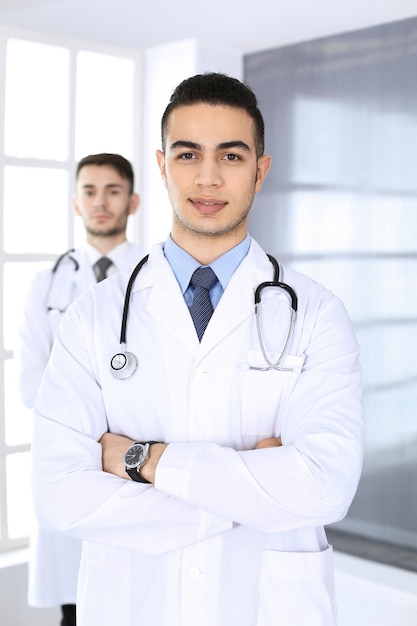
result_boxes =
[189,266,218,341]
[94,257,113,282]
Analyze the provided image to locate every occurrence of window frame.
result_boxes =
[0,24,143,553]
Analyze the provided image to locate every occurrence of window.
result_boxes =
[0,31,141,552]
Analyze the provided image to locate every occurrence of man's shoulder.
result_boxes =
[114,241,146,270]
[248,239,337,307]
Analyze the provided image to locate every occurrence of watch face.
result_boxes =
[125,443,146,469]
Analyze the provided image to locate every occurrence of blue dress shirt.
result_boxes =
[163,235,251,309]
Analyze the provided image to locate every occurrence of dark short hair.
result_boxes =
[76,154,134,194]
[161,72,265,158]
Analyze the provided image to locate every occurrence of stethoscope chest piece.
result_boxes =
[110,351,138,380]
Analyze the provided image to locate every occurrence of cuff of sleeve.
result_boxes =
[155,442,199,499]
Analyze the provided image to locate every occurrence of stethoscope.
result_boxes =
[251,254,298,372]
[110,253,298,380]
[47,249,79,314]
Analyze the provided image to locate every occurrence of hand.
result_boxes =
[255,436,282,449]
[100,432,135,479]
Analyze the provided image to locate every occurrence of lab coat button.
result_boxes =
[189,567,202,578]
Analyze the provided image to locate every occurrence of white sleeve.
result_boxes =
[16,271,55,408]
[155,294,364,532]
[31,301,232,556]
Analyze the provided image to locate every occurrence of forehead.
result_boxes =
[165,103,256,149]
[77,164,126,186]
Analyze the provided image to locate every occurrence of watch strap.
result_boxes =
[126,467,151,483]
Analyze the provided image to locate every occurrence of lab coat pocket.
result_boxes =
[78,542,131,626]
[256,546,337,626]
[241,351,304,435]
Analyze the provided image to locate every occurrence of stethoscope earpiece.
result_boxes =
[110,351,138,380]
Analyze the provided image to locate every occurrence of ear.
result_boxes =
[254,155,272,193]
[156,150,167,187]
[72,195,81,216]
[128,193,140,215]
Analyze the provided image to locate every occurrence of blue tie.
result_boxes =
[189,266,218,341]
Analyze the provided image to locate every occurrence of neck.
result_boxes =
[170,229,247,265]
[189,241,240,265]
[86,233,127,255]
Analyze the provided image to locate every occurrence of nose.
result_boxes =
[194,157,222,187]
[93,191,106,207]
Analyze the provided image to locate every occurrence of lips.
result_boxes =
[190,198,226,214]
[92,213,111,221]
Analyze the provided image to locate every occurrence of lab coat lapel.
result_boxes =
[200,262,253,350]
[149,275,198,349]
[200,240,273,352]
[72,249,97,292]
[133,241,274,354]
[134,245,199,351]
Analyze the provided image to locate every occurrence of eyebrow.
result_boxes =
[81,183,123,189]
[169,140,252,152]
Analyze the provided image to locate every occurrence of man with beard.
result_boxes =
[17,153,143,626]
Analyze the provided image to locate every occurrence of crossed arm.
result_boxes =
[100,433,282,484]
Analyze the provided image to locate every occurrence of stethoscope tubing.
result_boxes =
[251,254,298,372]
[51,249,79,273]
[119,254,149,344]
[47,249,80,313]
[111,252,299,378]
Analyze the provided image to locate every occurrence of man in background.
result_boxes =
[17,153,144,626]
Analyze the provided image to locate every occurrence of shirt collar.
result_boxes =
[163,234,251,294]
[84,240,130,270]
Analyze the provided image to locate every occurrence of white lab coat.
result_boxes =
[17,241,144,607]
[32,238,364,625]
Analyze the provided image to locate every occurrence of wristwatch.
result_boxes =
[124,441,158,483]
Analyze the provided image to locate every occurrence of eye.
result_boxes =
[179,152,196,160]
[222,153,240,162]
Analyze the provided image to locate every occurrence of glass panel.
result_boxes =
[3,262,51,351]
[3,166,69,254]
[75,51,135,160]
[254,191,417,257]
[290,259,417,322]
[246,17,417,559]
[287,192,417,254]
[7,451,34,539]
[5,358,33,446]
[291,99,417,193]
[5,38,69,160]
